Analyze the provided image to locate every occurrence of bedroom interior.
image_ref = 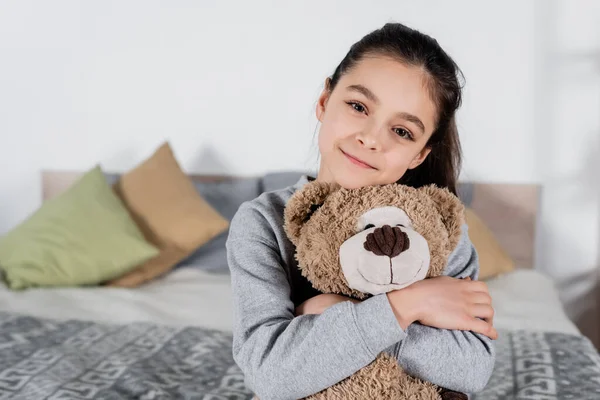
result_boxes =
[0,0,599,398]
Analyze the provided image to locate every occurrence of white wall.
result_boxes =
[534,0,600,344]
[0,1,599,341]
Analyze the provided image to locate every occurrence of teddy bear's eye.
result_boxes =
[364,224,375,230]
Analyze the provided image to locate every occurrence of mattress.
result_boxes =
[485,269,580,336]
[0,268,234,332]
[0,268,580,336]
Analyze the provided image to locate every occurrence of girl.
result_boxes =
[226,22,496,399]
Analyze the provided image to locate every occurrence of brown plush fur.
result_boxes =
[284,182,465,299]
[308,353,441,400]
[278,181,466,400]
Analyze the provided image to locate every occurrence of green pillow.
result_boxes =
[0,166,159,290]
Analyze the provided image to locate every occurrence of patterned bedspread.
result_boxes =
[0,312,252,399]
[473,329,600,400]
[1,311,600,399]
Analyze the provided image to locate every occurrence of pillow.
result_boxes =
[465,207,516,280]
[261,171,308,193]
[0,166,159,290]
[104,142,229,287]
[175,232,229,273]
[175,177,262,273]
[194,178,262,221]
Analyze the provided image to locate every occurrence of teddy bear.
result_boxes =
[282,180,468,400]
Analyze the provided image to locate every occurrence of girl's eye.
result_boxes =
[393,127,414,141]
[396,224,405,228]
[347,101,366,114]
[364,223,375,230]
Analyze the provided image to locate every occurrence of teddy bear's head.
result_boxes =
[284,181,465,299]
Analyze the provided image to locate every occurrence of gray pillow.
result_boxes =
[260,171,308,193]
[104,173,120,186]
[193,178,262,221]
[176,177,262,273]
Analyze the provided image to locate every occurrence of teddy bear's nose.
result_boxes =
[363,225,410,257]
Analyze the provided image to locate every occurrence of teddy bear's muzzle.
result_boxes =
[339,225,431,295]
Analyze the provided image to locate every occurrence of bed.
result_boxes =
[0,171,597,399]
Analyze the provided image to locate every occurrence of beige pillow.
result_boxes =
[465,207,515,280]
[105,142,229,287]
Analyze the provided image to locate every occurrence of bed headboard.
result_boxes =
[457,182,540,270]
[41,170,541,269]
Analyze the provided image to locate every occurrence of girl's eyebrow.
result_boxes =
[346,84,426,135]
[397,112,425,135]
[347,84,380,104]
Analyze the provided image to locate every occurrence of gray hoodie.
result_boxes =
[226,175,495,399]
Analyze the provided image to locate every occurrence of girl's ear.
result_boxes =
[418,184,465,251]
[408,146,432,169]
[316,78,332,123]
[284,181,340,245]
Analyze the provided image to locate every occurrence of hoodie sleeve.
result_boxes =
[227,201,408,400]
[384,224,496,394]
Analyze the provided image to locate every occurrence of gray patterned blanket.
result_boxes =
[473,329,600,400]
[0,312,252,399]
[1,311,600,399]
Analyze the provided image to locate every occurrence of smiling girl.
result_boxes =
[226,22,496,399]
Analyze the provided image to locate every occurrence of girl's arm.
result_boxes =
[227,201,407,400]
[384,224,496,394]
[298,224,495,394]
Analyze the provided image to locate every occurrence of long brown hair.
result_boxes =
[327,22,464,195]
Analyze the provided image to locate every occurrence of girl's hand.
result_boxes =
[386,276,498,340]
[295,293,361,316]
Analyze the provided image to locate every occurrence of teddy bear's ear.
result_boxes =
[418,184,465,251]
[284,181,340,245]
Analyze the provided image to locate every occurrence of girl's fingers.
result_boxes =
[471,292,493,305]
[469,318,498,340]
[470,304,495,323]
[470,280,490,294]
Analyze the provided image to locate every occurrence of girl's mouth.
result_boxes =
[340,149,377,170]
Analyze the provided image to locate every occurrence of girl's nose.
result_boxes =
[355,123,383,151]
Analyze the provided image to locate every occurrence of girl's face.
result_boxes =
[316,56,437,189]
